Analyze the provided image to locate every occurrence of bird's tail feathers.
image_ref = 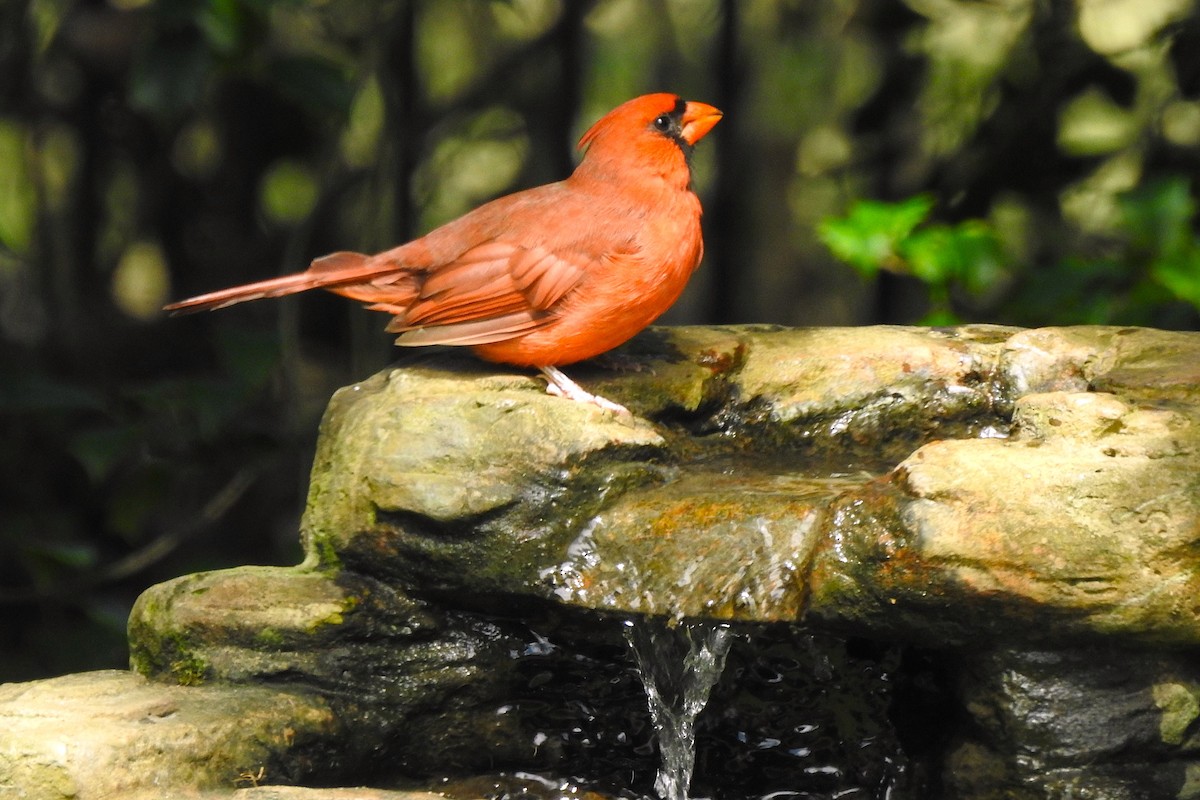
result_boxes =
[164,251,389,314]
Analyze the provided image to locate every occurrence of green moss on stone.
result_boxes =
[169,653,209,686]
[255,628,286,648]
[1152,681,1200,745]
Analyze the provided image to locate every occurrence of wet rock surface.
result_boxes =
[948,648,1200,800]
[2,324,1199,799]
[297,324,1200,643]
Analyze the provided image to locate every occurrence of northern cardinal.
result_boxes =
[165,93,722,413]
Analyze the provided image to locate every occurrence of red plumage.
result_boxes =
[165,93,722,411]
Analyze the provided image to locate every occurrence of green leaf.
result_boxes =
[341,77,384,167]
[903,221,1006,292]
[1119,177,1195,260]
[952,222,1009,297]
[817,195,935,277]
[918,307,962,326]
[1151,247,1200,309]
[198,0,250,56]
[902,224,959,284]
[0,121,36,254]
[260,159,318,225]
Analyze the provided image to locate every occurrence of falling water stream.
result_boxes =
[623,618,735,800]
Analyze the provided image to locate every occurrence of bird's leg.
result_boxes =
[540,366,630,415]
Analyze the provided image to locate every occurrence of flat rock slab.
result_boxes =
[0,670,340,798]
[808,388,1200,646]
[124,789,443,800]
[294,324,1200,645]
[9,324,1200,800]
[120,789,440,800]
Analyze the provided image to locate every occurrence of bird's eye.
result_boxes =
[653,114,672,132]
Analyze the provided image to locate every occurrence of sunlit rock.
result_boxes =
[0,670,340,797]
[3,324,1200,799]
[293,325,1200,646]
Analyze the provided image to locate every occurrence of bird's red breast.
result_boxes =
[164,93,722,369]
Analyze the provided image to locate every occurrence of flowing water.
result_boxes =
[623,618,735,800]
[414,613,917,800]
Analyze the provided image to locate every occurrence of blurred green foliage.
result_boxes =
[818,196,1007,324]
[820,177,1200,326]
[1,0,1198,681]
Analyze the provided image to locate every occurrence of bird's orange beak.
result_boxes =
[680,101,723,146]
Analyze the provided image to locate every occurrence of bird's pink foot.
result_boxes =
[540,366,630,415]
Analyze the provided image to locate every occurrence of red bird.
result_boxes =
[165,93,722,413]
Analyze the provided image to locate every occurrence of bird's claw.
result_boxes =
[541,366,631,415]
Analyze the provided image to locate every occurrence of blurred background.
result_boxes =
[2,0,1199,682]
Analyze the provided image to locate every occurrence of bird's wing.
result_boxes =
[374,240,590,346]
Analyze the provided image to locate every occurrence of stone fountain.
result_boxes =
[2,324,1200,799]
